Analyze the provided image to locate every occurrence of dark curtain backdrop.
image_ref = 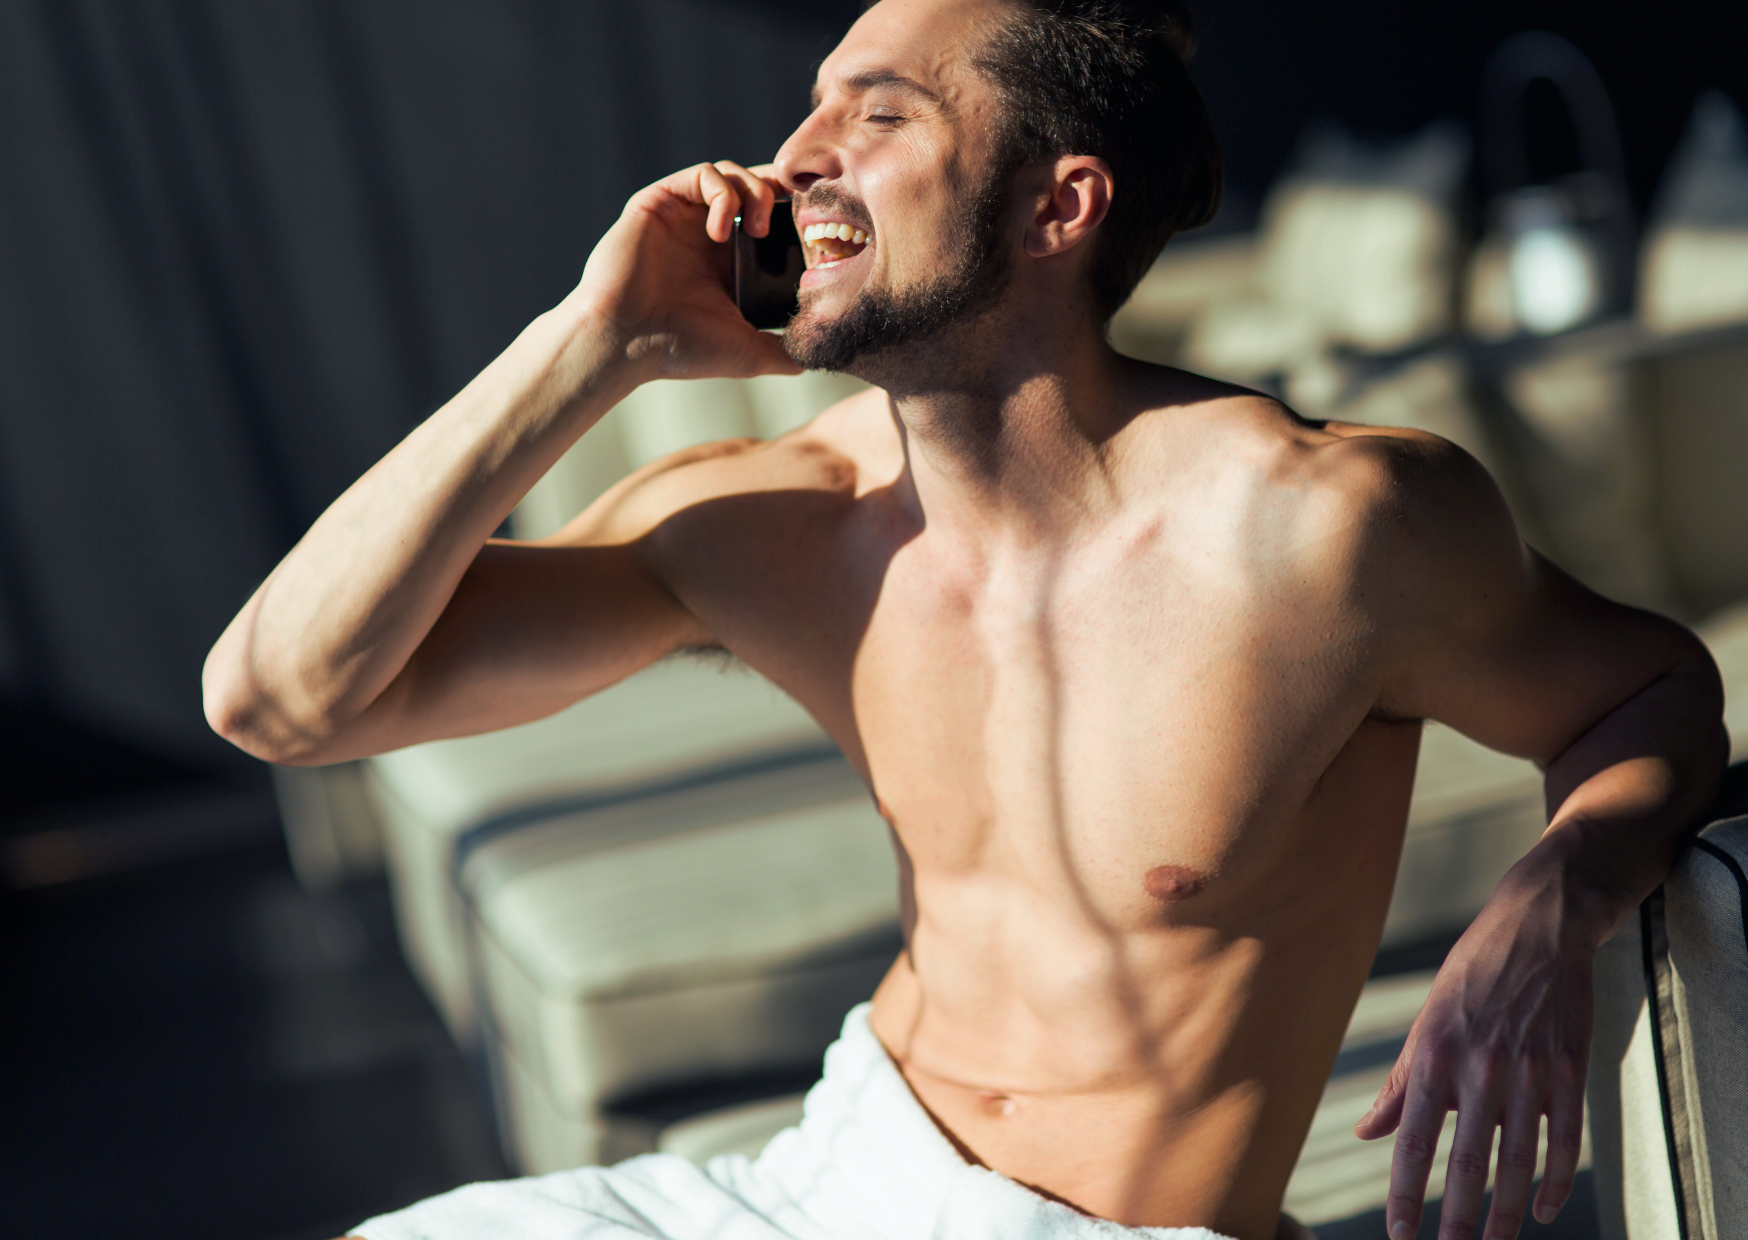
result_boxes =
[0,0,1741,783]
[0,0,861,779]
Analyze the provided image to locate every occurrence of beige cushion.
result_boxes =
[1640,92,1748,337]
[1643,230,1748,336]
[271,760,384,890]
[1651,338,1748,618]
[1385,722,1544,948]
[1590,814,1748,1240]
[1501,345,1683,615]
[513,371,869,540]
[368,660,828,1036]
[1259,180,1458,354]
[1183,123,1466,387]
[1702,604,1748,760]
[1108,235,1260,364]
[467,752,900,1171]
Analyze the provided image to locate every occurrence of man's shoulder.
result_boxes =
[1130,380,1520,611]
[1192,391,1503,542]
[1125,374,1476,517]
[1307,419,1515,561]
[1282,417,1525,627]
[1294,418,1490,525]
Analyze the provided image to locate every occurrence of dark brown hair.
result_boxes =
[971,0,1222,321]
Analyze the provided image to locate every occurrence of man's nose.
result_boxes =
[772,113,841,193]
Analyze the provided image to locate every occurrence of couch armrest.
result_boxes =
[1589,810,1748,1240]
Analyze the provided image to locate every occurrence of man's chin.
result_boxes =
[782,297,868,374]
[783,249,1011,376]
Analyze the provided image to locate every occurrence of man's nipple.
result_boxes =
[1144,864,1207,902]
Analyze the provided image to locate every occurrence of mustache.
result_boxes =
[793,185,874,233]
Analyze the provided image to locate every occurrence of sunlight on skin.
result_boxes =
[209,3,1726,1239]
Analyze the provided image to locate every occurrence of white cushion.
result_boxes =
[1108,235,1260,363]
[467,752,900,1171]
[489,1029,662,1173]
[368,660,829,1036]
[511,401,635,542]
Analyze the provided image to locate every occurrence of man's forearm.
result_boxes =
[203,293,642,761]
[1512,654,1728,947]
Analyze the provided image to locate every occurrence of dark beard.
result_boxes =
[783,163,1016,374]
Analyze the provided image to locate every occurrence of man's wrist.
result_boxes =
[545,292,653,405]
[1502,821,1655,951]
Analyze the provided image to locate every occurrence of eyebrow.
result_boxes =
[810,68,946,111]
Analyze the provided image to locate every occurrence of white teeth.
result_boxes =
[802,221,871,249]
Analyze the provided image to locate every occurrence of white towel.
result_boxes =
[353,1003,1241,1240]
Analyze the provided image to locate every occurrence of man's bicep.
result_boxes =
[1399,548,1703,766]
[1371,441,1700,765]
[318,448,753,759]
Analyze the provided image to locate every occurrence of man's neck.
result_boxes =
[858,310,1139,539]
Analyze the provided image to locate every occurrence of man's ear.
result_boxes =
[1023,156,1113,258]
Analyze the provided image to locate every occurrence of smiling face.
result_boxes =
[774,0,1025,374]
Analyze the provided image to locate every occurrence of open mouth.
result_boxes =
[802,221,872,269]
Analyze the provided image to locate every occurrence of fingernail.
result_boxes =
[1390,1222,1413,1240]
[1534,1204,1556,1224]
[1360,1106,1376,1123]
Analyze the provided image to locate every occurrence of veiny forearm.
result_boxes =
[203,293,642,761]
[1509,653,1728,948]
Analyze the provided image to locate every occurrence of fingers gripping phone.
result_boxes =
[734,197,804,329]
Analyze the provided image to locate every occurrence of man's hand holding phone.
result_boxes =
[571,160,802,384]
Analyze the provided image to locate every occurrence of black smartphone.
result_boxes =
[734,197,804,329]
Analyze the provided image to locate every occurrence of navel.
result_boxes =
[1144,864,1207,902]
[976,1091,1018,1118]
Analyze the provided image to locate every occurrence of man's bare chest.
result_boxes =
[665,506,1397,916]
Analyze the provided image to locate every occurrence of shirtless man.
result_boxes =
[203,2,1726,1238]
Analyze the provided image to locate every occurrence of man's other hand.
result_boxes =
[574,160,802,383]
[1353,870,1592,1240]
